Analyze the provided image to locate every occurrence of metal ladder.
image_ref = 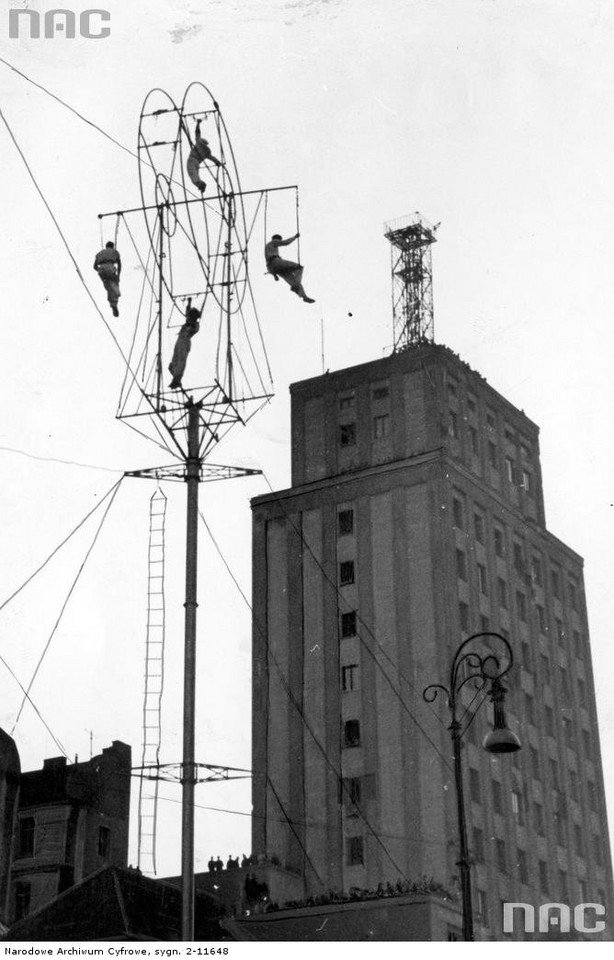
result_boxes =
[137,487,167,874]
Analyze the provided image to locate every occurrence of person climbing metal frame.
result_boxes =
[264,232,315,303]
[94,240,121,317]
[186,119,222,194]
[168,297,202,390]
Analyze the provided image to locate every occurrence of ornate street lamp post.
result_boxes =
[423,632,521,942]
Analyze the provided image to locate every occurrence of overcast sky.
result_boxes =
[1,0,613,901]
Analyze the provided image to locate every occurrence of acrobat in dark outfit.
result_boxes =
[264,233,315,303]
[168,299,202,390]
[93,241,121,317]
[186,120,222,194]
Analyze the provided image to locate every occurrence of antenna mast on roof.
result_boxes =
[384,212,439,350]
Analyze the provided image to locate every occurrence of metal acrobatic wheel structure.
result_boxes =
[98,82,293,940]
[110,82,273,461]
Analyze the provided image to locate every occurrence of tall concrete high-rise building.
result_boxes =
[250,341,613,939]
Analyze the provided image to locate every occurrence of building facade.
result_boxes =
[250,342,613,940]
[10,740,131,924]
[0,730,20,927]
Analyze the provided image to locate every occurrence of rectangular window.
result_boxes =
[339,394,355,410]
[339,560,355,585]
[18,817,35,858]
[569,580,579,612]
[513,542,524,572]
[346,836,364,866]
[342,664,359,692]
[573,630,582,657]
[505,456,515,482]
[539,860,549,893]
[540,653,551,683]
[14,881,31,922]
[594,835,604,867]
[588,781,598,812]
[551,568,560,598]
[497,577,508,609]
[372,385,389,400]
[518,849,528,884]
[98,825,111,859]
[449,411,459,438]
[487,411,496,428]
[511,790,524,825]
[551,760,560,791]
[373,414,390,440]
[516,591,527,621]
[560,871,569,903]
[492,779,503,814]
[582,728,593,759]
[533,801,544,835]
[536,605,546,634]
[494,526,504,557]
[531,557,543,586]
[530,746,540,778]
[339,422,356,447]
[574,824,585,857]
[458,601,469,631]
[577,678,587,707]
[524,693,534,724]
[341,611,357,638]
[474,512,484,543]
[505,427,515,443]
[469,767,481,804]
[569,770,579,802]
[344,719,361,748]
[473,828,484,862]
[477,563,488,595]
[467,395,477,413]
[453,497,464,529]
[447,379,458,397]
[340,776,362,805]
[555,618,565,642]
[338,509,354,536]
[521,470,533,494]
[488,440,498,469]
[545,705,554,737]
[476,889,489,924]
[456,549,467,581]
[469,426,479,454]
[496,839,507,874]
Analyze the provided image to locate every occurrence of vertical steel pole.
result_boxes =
[450,716,474,941]
[181,400,201,941]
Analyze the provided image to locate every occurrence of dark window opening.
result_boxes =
[341,664,359,692]
[344,719,361,748]
[339,423,356,447]
[347,836,364,866]
[338,509,354,536]
[98,825,111,859]
[18,817,35,858]
[339,560,355,585]
[341,611,357,638]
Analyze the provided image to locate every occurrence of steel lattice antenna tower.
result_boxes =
[384,212,439,350]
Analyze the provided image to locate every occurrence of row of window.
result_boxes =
[339,414,391,448]
[16,817,111,860]
[472,829,605,898]
[453,494,581,612]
